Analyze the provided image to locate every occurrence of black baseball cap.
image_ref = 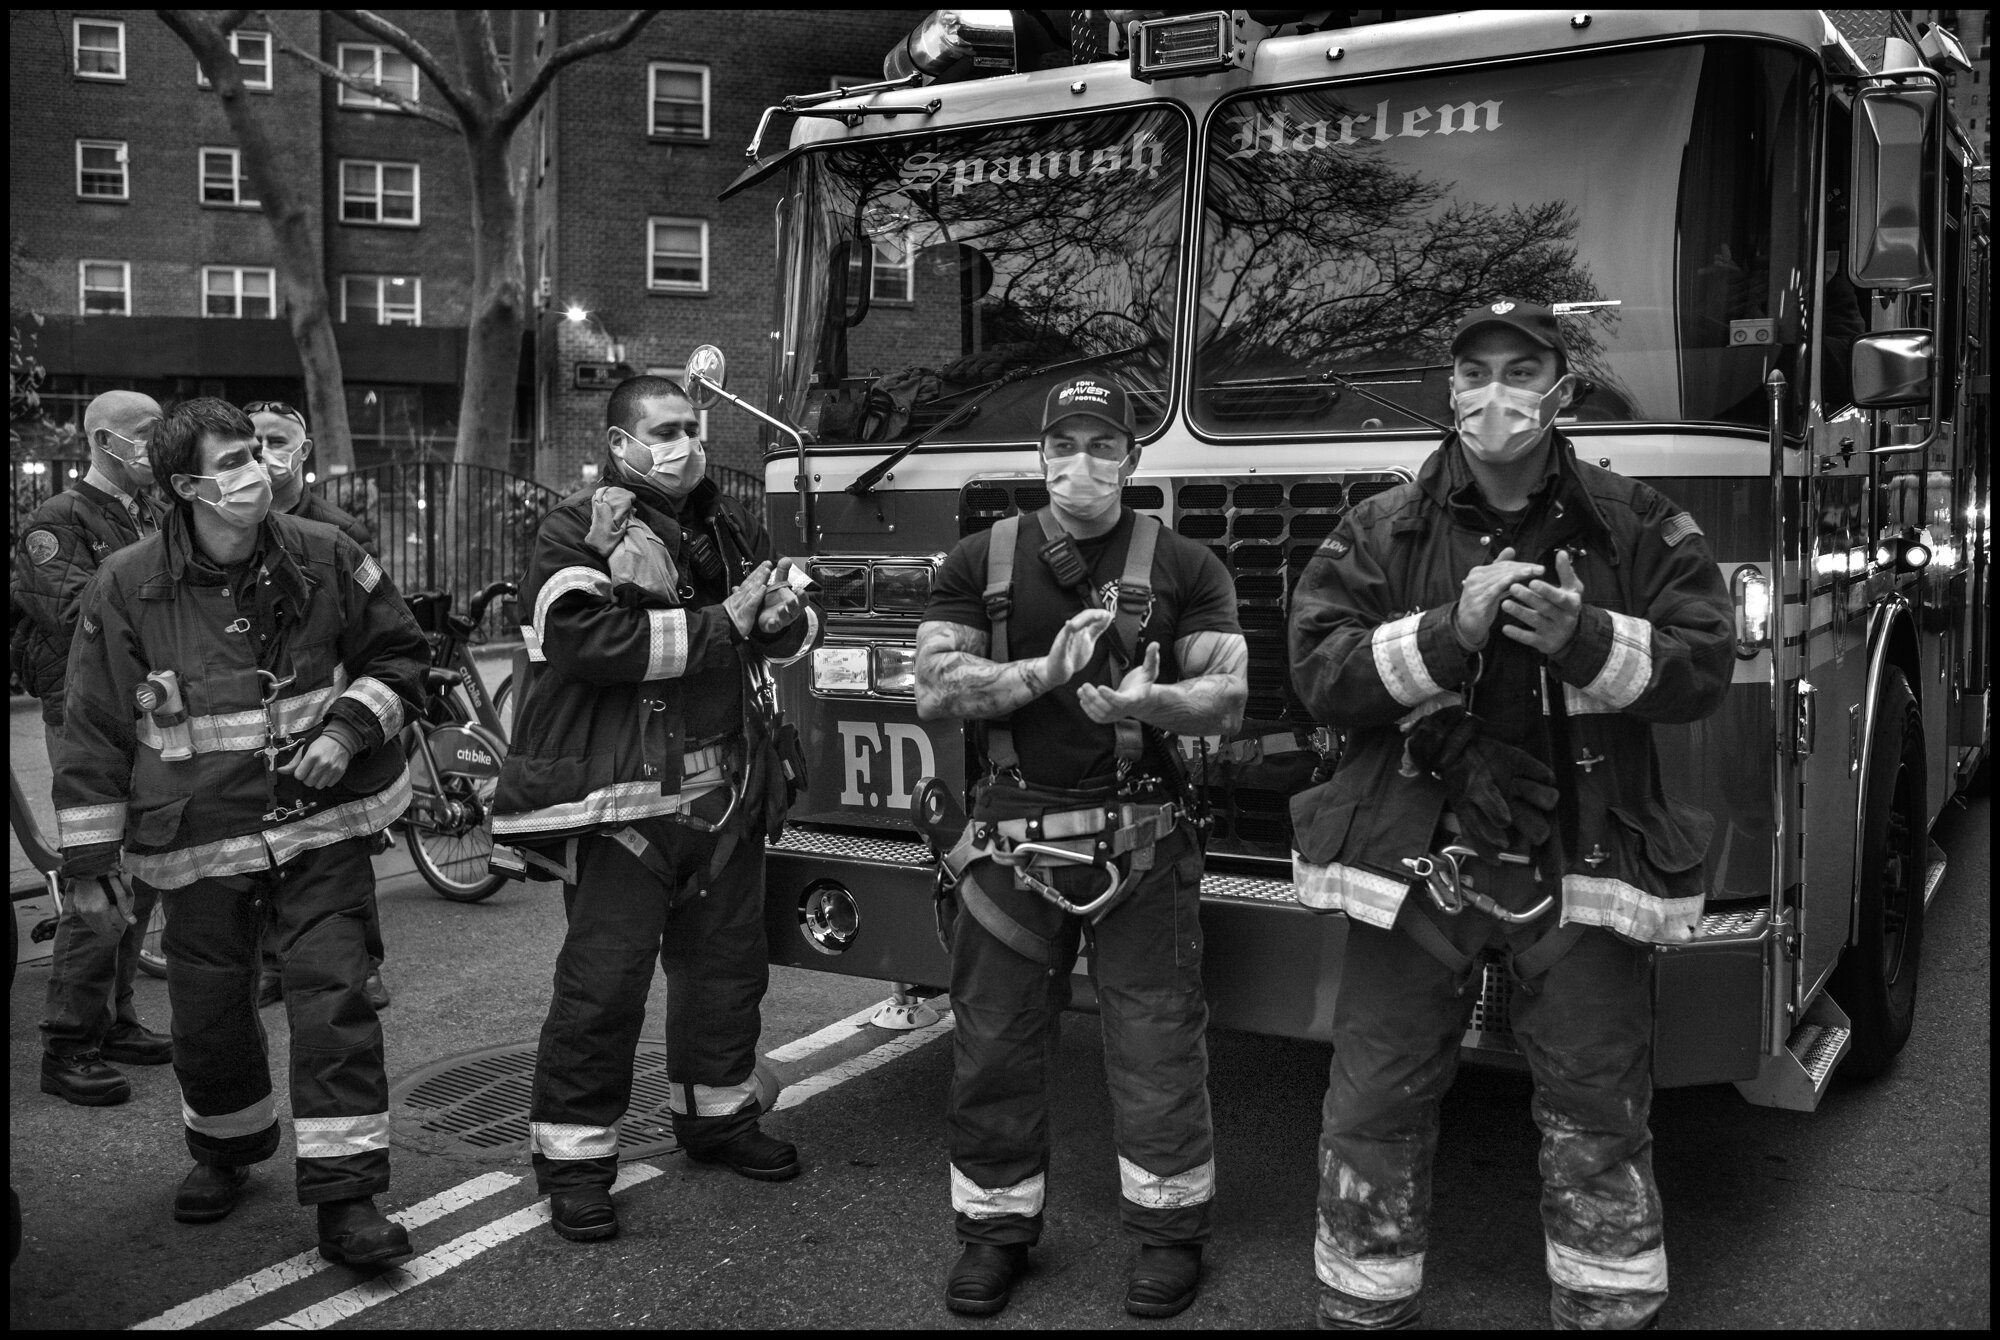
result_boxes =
[1041,376,1135,438]
[1449,298,1568,359]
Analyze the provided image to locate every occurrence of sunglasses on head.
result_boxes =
[243,400,307,428]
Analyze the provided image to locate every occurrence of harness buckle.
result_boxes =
[256,669,300,772]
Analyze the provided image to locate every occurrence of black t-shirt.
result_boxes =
[925,508,1241,788]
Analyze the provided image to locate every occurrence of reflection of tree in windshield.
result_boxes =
[794,111,1184,442]
[1198,94,1622,426]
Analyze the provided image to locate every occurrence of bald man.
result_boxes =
[14,390,174,1105]
[246,400,377,556]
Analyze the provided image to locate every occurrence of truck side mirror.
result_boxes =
[1847,82,1940,290]
[1850,329,1934,408]
[685,345,726,411]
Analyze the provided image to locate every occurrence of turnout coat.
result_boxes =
[1287,432,1734,944]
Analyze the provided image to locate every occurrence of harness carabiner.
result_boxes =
[1402,843,1553,925]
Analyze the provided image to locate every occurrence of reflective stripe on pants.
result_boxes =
[946,825,1214,1248]
[529,826,770,1195]
[161,836,389,1203]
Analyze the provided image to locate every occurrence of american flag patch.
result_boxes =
[1661,513,1702,548]
[355,555,383,591]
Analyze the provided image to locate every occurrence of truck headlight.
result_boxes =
[872,644,918,696]
[811,645,870,693]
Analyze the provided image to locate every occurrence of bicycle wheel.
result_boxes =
[138,897,167,979]
[405,769,507,902]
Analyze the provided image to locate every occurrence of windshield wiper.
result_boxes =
[846,340,1157,497]
[1321,369,1452,433]
[1203,365,1452,434]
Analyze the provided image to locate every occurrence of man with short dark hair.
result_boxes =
[245,398,388,1010]
[54,396,429,1264]
[15,389,173,1106]
[496,375,820,1244]
[1288,300,1733,1330]
[915,376,1248,1319]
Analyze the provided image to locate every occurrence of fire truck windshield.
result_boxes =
[775,107,1188,450]
[1194,42,1818,436]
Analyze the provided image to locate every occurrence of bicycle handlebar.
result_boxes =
[465,581,519,628]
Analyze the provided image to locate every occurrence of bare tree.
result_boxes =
[263,9,661,473]
[159,9,358,472]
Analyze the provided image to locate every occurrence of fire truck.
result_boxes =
[683,9,1990,1111]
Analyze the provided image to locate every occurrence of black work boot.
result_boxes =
[1126,1243,1203,1318]
[101,1022,174,1066]
[174,1164,249,1223]
[946,1242,1028,1316]
[40,1050,132,1106]
[549,1186,619,1243]
[316,1196,414,1268]
[684,1126,800,1182]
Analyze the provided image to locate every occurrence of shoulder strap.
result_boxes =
[982,514,1022,777]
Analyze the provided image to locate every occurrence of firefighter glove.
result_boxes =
[66,873,135,938]
[1405,705,1560,853]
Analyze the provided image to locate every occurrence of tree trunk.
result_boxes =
[455,128,528,473]
[159,12,355,474]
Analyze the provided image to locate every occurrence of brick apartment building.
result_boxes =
[8,9,917,488]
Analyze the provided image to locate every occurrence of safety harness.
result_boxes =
[931,508,1181,964]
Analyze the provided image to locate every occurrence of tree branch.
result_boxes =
[498,10,661,136]
[324,9,471,122]
[258,11,459,132]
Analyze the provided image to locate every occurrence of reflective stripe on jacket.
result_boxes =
[53,509,429,888]
[493,473,818,846]
[1287,435,1733,945]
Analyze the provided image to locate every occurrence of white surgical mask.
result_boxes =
[187,460,273,529]
[104,428,155,480]
[1453,378,1568,464]
[261,443,305,480]
[616,428,704,496]
[1045,452,1126,522]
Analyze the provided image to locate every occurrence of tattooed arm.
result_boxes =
[914,607,1113,721]
[1076,630,1248,736]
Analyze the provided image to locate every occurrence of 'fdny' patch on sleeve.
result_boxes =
[1320,533,1351,559]
[81,613,100,640]
[26,529,60,566]
[1661,513,1703,548]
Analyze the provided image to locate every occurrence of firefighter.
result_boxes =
[15,390,173,1106]
[244,398,388,1011]
[53,397,428,1265]
[494,375,820,1244]
[1287,300,1734,1330]
[915,376,1249,1318]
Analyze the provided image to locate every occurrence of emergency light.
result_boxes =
[1730,564,1770,658]
[885,9,1016,84]
[1128,11,1250,81]
[1873,527,1932,573]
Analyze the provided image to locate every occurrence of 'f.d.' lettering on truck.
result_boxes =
[837,720,937,811]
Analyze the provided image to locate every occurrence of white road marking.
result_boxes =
[128,1171,521,1331]
[773,1010,954,1110]
[140,1001,956,1329]
[762,1000,885,1063]
[258,1164,664,1331]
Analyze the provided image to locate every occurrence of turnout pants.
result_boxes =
[1315,851,1665,1330]
[160,836,389,1204]
[947,825,1215,1249]
[40,719,162,1055]
[529,823,771,1194]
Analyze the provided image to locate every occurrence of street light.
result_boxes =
[563,304,625,367]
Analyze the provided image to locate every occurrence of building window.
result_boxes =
[74,18,125,81]
[195,30,272,90]
[342,274,422,326]
[337,43,419,109]
[648,218,708,292]
[339,160,420,225]
[649,63,709,139]
[76,139,129,200]
[79,260,131,316]
[200,147,259,206]
[850,235,915,304]
[203,266,276,319]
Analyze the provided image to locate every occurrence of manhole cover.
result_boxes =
[390,1038,679,1159]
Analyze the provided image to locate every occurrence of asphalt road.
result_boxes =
[8,683,1990,1328]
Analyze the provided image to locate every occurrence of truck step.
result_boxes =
[1732,992,1853,1111]
[1922,840,1949,910]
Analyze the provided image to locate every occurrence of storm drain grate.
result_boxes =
[390,1039,679,1159]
